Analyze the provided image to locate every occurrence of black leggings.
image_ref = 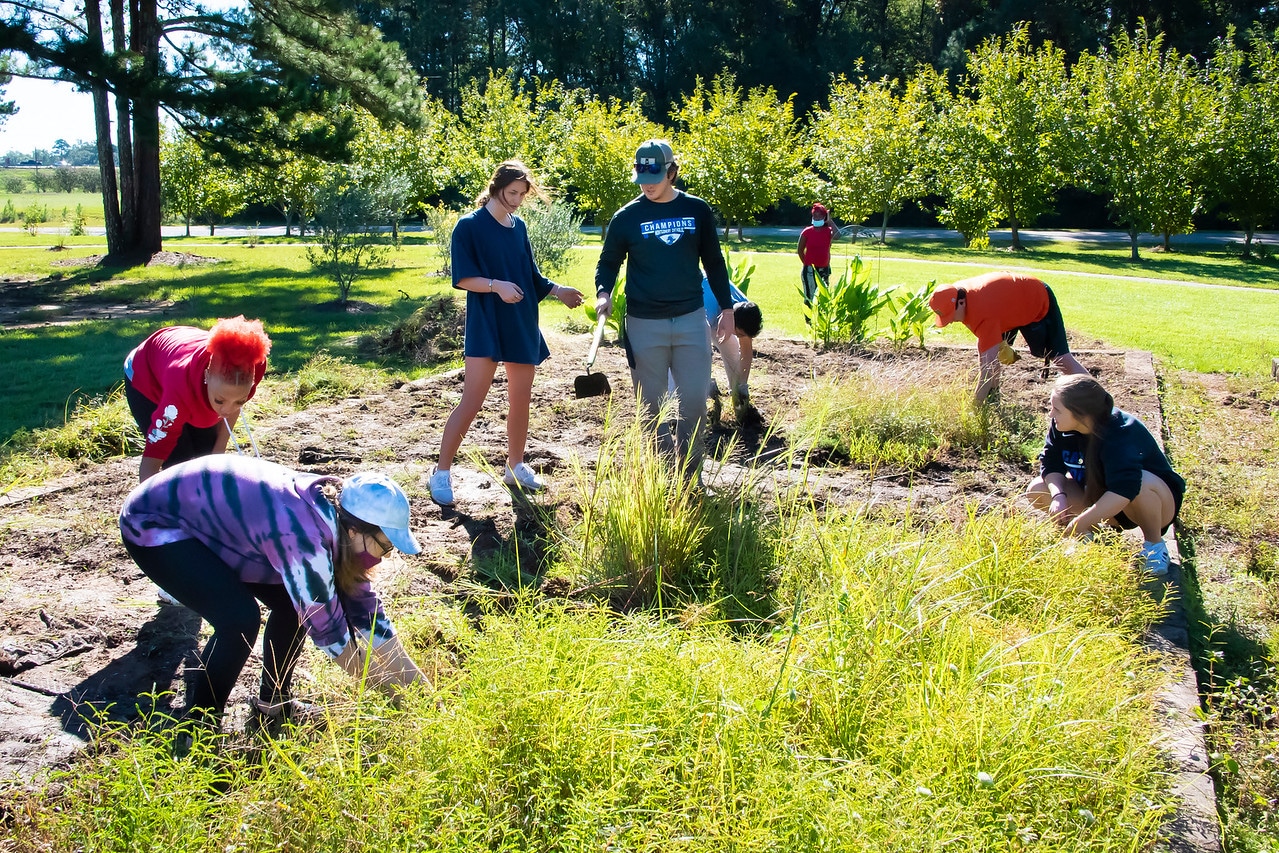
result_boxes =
[123,538,308,717]
[124,378,220,469]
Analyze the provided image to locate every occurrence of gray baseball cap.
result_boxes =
[633,140,674,185]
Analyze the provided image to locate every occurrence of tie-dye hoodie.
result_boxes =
[119,455,394,658]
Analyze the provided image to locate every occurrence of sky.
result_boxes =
[0,77,98,154]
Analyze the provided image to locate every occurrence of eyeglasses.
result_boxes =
[365,531,394,556]
[633,162,665,174]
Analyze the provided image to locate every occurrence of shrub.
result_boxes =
[423,204,460,275]
[521,199,583,278]
[81,169,102,194]
[53,166,77,193]
[305,173,391,304]
[1,199,15,222]
[3,174,25,193]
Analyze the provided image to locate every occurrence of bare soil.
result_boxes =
[0,331,1159,785]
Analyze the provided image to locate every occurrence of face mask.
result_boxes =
[812,218,825,227]
[353,546,382,571]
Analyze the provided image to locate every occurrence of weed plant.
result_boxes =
[0,386,139,492]
[796,370,1040,470]
[360,294,465,366]
[292,353,391,408]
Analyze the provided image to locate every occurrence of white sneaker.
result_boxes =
[157,587,181,606]
[503,462,544,491]
[429,466,455,506]
[1140,541,1170,577]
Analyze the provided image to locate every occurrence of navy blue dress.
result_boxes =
[451,207,554,365]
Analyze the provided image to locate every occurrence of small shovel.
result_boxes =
[574,314,612,399]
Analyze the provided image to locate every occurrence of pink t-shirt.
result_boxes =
[124,327,264,461]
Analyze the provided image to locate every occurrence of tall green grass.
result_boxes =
[795,368,1042,469]
[9,496,1172,852]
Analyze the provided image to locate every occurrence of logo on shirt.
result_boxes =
[1062,449,1086,485]
[148,404,178,445]
[641,217,696,246]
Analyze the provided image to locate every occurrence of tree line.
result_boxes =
[3,0,1277,262]
[161,23,1279,260]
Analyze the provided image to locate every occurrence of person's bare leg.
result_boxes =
[437,357,498,471]
[718,332,744,391]
[504,362,536,468]
[1122,470,1177,544]
[1052,353,1090,376]
[1025,475,1086,526]
[738,334,754,388]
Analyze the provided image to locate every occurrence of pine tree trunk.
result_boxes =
[84,0,123,254]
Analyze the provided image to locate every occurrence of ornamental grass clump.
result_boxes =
[560,400,710,607]
[797,368,1040,469]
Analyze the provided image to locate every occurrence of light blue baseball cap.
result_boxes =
[340,472,421,555]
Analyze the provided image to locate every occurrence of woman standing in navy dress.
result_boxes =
[429,161,584,506]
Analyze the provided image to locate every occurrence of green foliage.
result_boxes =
[675,73,804,237]
[0,198,15,222]
[305,171,393,304]
[551,90,664,235]
[21,202,47,235]
[1203,31,1279,258]
[803,256,892,347]
[521,199,584,278]
[584,274,626,341]
[424,204,461,275]
[1074,24,1210,257]
[887,279,937,350]
[160,128,246,237]
[3,174,25,193]
[810,74,927,239]
[725,249,754,294]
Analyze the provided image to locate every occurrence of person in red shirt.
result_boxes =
[929,271,1088,405]
[123,316,271,482]
[796,202,843,312]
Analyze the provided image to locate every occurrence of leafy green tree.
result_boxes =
[1,0,419,261]
[810,74,927,242]
[161,128,248,236]
[674,72,803,239]
[1073,24,1209,259]
[1204,30,1279,259]
[246,151,330,237]
[455,72,545,196]
[550,90,664,238]
[914,66,999,248]
[934,26,1075,251]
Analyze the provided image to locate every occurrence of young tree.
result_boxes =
[550,90,665,239]
[1074,24,1210,259]
[306,168,392,305]
[935,26,1075,251]
[1204,31,1279,258]
[810,74,927,242]
[161,128,247,236]
[674,72,804,240]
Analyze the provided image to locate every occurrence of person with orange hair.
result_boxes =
[123,316,272,482]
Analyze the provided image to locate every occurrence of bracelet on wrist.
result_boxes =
[488,278,494,291]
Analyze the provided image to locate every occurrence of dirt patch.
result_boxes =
[0,332,1156,784]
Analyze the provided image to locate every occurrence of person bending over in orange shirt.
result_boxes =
[929,271,1088,406]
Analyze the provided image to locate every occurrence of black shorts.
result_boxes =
[1113,475,1184,535]
[1003,285,1070,360]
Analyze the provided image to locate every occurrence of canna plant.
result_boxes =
[887,279,937,350]
[802,255,892,347]
[584,273,627,341]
